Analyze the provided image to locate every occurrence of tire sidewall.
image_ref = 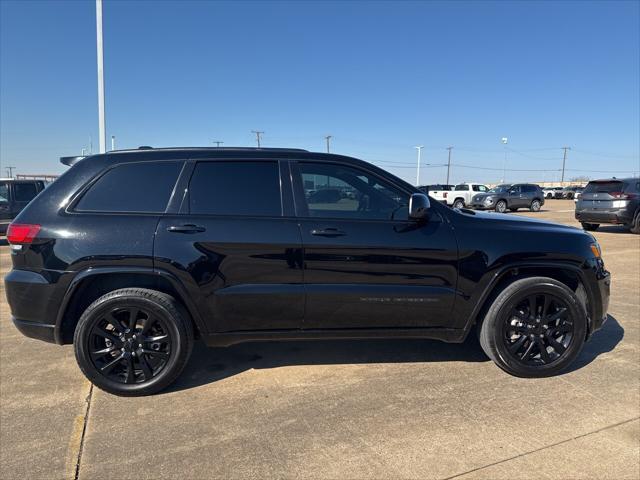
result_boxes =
[74,293,188,395]
[531,200,541,211]
[496,200,507,213]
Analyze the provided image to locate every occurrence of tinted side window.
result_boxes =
[14,183,39,202]
[189,161,282,216]
[0,182,8,202]
[298,162,408,220]
[76,161,182,213]
[454,184,468,191]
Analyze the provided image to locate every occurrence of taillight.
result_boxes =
[608,191,636,199]
[6,223,41,244]
[443,192,448,198]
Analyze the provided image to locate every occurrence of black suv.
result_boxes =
[5,148,610,396]
[0,179,46,234]
[575,178,640,233]
[469,183,545,212]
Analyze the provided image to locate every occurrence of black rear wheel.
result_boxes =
[479,277,586,377]
[74,288,193,396]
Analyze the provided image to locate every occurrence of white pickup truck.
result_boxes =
[419,184,454,204]
[446,183,490,208]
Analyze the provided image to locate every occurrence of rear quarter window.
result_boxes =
[75,161,183,213]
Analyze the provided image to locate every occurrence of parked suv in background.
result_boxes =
[576,178,640,233]
[5,148,609,395]
[0,179,46,234]
[447,183,490,209]
[470,183,545,213]
[557,186,584,200]
[543,186,563,199]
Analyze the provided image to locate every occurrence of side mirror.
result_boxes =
[409,193,430,220]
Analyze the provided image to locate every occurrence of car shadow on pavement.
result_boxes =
[168,315,624,393]
[566,314,624,373]
[168,334,489,393]
[596,226,633,234]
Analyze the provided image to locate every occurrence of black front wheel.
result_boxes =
[74,288,194,396]
[478,277,587,377]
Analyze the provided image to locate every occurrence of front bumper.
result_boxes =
[575,207,633,225]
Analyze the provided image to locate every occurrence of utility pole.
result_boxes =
[446,146,453,184]
[252,130,264,148]
[414,145,424,186]
[111,135,116,151]
[5,166,16,178]
[213,141,224,147]
[561,146,571,183]
[501,137,508,183]
[325,135,332,153]
[96,0,106,153]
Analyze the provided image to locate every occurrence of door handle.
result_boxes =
[310,228,346,237]
[167,224,206,234]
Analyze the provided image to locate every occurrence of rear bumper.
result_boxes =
[575,207,633,225]
[12,317,56,343]
[4,269,61,344]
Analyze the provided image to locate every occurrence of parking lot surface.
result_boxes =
[1,200,638,479]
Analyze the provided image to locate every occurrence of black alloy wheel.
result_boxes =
[88,307,172,384]
[74,288,194,396]
[502,293,573,366]
[478,276,587,377]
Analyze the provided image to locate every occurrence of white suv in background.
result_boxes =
[447,183,490,208]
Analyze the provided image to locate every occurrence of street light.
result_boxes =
[96,0,106,153]
[501,137,508,183]
[414,145,424,186]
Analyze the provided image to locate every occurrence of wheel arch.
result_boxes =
[466,263,594,339]
[55,267,207,344]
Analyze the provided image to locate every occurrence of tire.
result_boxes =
[629,210,640,234]
[74,288,194,396]
[581,222,599,231]
[495,200,507,213]
[566,193,574,200]
[453,198,465,209]
[478,277,587,377]
[530,199,541,212]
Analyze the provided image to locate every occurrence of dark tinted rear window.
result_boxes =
[189,161,281,216]
[13,183,39,202]
[583,181,625,194]
[76,161,182,213]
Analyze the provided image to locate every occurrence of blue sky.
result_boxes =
[1,0,638,184]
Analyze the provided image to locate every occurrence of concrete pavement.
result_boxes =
[1,200,638,479]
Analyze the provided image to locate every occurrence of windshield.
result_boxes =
[583,181,625,194]
[488,185,510,193]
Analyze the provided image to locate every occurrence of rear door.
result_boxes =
[292,160,458,329]
[154,159,304,333]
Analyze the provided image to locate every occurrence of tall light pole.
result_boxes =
[96,0,106,153]
[501,137,508,183]
[561,146,570,183]
[446,146,453,184]
[325,135,332,153]
[414,145,424,186]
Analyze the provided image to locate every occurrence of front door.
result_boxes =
[292,161,458,329]
[154,160,304,333]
